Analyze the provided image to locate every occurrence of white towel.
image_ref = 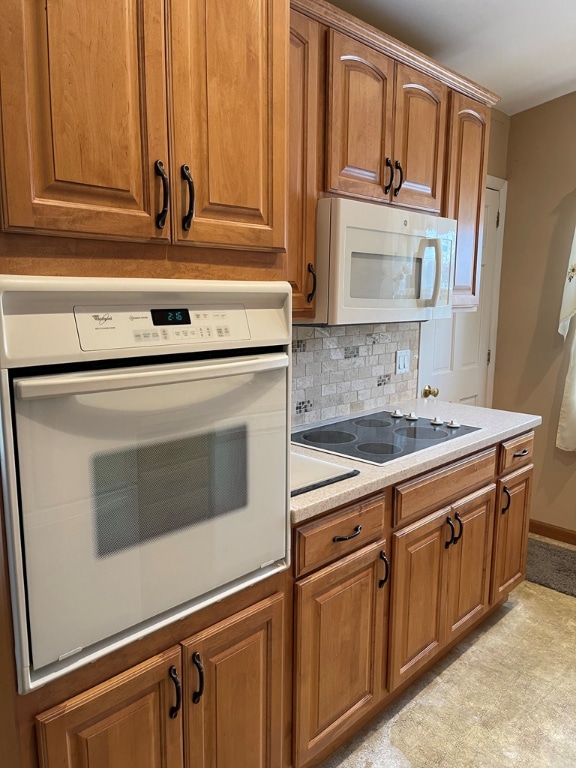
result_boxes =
[556,226,576,450]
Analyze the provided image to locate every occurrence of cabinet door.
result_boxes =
[491,465,533,601]
[289,10,322,317]
[36,647,183,768]
[294,540,389,767]
[170,0,287,249]
[326,31,394,201]
[392,65,448,212]
[0,0,170,241]
[182,593,284,768]
[444,485,496,643]
[389,508,451,690]
[445,93,491,307]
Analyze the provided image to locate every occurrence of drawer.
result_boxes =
[394,448,497,527]
[499,432,534,473]
[294,493,386,578]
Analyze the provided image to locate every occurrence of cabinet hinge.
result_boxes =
[487,348,492,365]
[496,210,500,228]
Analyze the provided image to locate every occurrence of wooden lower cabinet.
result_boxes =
[35,592,285,768]
[293,540,390,767]
[181,593,285,768]
[389,485,495,690]
[36,646,184,768]
[491,465,533,601]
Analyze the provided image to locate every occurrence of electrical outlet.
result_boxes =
[396,349,410,374]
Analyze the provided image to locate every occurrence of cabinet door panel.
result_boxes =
[389,509,449,690]
[326,31,394,200]
[445,485,495,642]
[393,65,448,212]
[294,541,388,767]
[170,0,287,249]
[0,0,170,240]
[36,647,183,768]
[492,466,533,601]
[445,93,491,307]
[182,593,284,768]
[289,11,321,316]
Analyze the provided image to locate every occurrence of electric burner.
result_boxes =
[291,409,479,465]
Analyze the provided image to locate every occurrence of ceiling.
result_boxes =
[327,0,576,115]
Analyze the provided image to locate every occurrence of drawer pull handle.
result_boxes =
[306,263,317,303]
[181,164,195,231]
[384,157,394,194]
[502,486,511,514]
[445,516,455,548]
[453,512,463,544]
[378,551,390,588]
[168,665,182,719]
[192,652,204,704]
[333,524,362,542]
[154,159,170,229]
[513,448,529,458]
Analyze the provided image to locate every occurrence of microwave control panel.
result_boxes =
[73,304,251,351]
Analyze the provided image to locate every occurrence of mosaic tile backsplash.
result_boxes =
[291,323,419,427]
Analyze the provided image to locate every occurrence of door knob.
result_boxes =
[422,384,439,398]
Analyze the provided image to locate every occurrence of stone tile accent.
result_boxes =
[292,323,419,426]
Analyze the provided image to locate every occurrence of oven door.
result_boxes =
[8,351,289,685]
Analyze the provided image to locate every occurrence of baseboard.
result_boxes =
[529,520,576,546]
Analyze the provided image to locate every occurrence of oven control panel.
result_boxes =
[74,304,251,351]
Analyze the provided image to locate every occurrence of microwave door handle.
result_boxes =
[430,238,443,307]
[14,352,289,400]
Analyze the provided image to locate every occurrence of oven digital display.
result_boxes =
[150,308,191,326]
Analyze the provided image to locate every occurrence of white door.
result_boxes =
[418,179,506,406]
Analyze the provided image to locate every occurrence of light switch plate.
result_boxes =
[396,349,410,374]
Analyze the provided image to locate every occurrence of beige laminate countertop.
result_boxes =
[290,399,542,524]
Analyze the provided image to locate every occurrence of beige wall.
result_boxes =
[493,91,576,533]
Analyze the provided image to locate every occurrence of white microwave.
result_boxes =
[302,197,457,325]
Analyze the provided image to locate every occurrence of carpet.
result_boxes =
[525,537,576,598]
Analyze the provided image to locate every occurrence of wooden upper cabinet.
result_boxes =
[0,0,171,241]
[393,65,448,212]
[326,32,447,211]
[169,0,287,250]
[326,31,394,201]
[0,0,287,250]
[36,647,183,768]
[289,10,322,316]
[445,93,491,307]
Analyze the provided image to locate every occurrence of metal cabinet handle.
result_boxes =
[168,666,182,719]
[513,448,529,458]
[445,516,455,548]
[501,486,511,514]
[154,160,170,229]
[181,164,195,231]
[333,524,362,543]
[192,652,204,704]
[378,550,390,588]
[384,157,394,194]
[453,512,463,544]
[393,160,404,196]
[306,263,317,303]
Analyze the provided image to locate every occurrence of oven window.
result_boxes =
[92,425,248,557]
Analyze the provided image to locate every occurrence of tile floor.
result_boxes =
[318,579,576,767]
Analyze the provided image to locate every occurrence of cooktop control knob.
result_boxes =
[430,416,444,426]
[446,419,461,428]
[391,409,404,418]
[406,411,418,421]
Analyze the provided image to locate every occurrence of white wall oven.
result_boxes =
[0,276,291,692]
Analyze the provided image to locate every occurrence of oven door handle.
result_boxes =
[14,353,289,400]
